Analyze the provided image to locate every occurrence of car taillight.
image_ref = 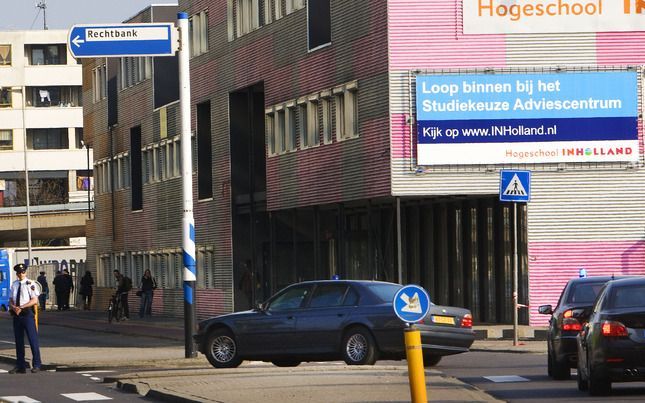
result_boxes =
[601,321,628,337]
[461,313,473,328]
[560,309,582,332]
[561,318,582,332]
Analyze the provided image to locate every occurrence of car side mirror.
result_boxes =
[538,305,553,315]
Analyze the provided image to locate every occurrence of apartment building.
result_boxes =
[0,30,92,251]
[85,1,645,326]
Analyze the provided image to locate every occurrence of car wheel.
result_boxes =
[205,329,243,369]
[588,366,611,396]
[423,353,442,367]
[552,356,571,380]
[547,347,553,377]
[576,360,588,391]
[342,326,378,365]
[271,360,301,367]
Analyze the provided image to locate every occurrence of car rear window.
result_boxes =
[566,282,605,304]
[366,283,402,303]
[609,285,645,309]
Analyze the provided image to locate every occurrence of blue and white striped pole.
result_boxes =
[178,11,197,358]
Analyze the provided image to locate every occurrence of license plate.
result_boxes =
[432,315,455,325]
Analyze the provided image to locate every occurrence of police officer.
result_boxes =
[9,263,42,374]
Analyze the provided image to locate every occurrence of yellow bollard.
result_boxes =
[405,326,427,403]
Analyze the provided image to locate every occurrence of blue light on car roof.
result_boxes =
[332,274,340,280]
[579,268,587,278]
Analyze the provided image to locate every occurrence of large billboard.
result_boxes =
[463,0,645,34]
[416,71,638,165]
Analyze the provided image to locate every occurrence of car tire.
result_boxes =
[588,366,611,396]
[576,361,588,391]
[547,348,553,377]
[423,353,442,367]
[342,326,378,365]
[551,357,570,380]
[271,360,301,367]
[205,329,243,369]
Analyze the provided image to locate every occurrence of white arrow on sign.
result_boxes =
[72,35,85,48]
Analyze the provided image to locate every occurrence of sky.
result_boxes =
[0,0,178,31]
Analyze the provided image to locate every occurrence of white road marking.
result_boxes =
[0,340,15,345]
[90,376,101,381]
[484,375,530,383]
[61,392,112,401]
[81,373,92,377]
[1,397,41,403]
[0,369,8,373]
[74,370,115,374]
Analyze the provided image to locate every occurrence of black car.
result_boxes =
[576,277,645,396]
[194,280,474,368]
[538,276,620,379]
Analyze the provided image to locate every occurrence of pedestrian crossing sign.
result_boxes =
[500,170,531,202]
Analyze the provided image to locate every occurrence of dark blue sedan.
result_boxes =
[194,280,474,368]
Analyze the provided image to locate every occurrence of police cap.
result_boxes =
[13,263,27,273]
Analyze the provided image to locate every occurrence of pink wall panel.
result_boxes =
[596,32,645,65]
[388,0,506,70]
[528,240,645,326]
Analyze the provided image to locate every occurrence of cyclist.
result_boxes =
[113,270,131,320]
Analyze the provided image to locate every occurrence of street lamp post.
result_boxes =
[19,86,32,265]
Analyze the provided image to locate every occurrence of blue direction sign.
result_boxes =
[393,285,431,324]
[500,170,531,202]
[68,23,177,58]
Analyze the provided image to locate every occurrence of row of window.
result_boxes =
[0,86,82,108]
[92,64,107,103]
[120,57,152,90]
[0,44,70,66]
[0,128,83,151]
[97,246,216,289]
[94,136,184,195]
[266,81,358,156]
[228,0,330,50]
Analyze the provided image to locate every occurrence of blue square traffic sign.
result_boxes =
[500,170,531,202]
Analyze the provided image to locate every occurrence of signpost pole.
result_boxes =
[513,202,519,346]
[404,325,427,403]
[178,11,197,358]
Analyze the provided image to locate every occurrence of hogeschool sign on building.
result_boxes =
[463,0,645,34]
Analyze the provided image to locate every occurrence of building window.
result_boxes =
[334,82,359,140]
[286,0,305,14]
[285,102,297,151]
[120,57,152,89]
[93,64,107,103]
[0,45,10,65]
[236,0,260,37]
[298,98,319,149]
[76,170,93,191]
[27,86,82,107]
[0,129,12,150]
[276,107,286,153]
[115,153,130,190]
[266,111,276,155]
[95,159,112,194]
[308,0,331,50]
[274,0,283,20]
[27,44,66,65]
[0,87,11,108]
[307,97,319,147]
[197,101,213,200]
[264,0,274,24]
[321,92,333,144]
[189,11,209,57]
[27,128,69,150]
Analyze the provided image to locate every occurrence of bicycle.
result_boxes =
[107,293,125,323]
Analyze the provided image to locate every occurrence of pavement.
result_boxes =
[0,309,548,402]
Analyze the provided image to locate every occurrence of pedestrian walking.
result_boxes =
[113,270,131,319]
[138,269,157,318]
[79,271,94,310]
[36,271,48,312]
[61,269,74,310]
[9,263,42,373]
[52,270,64,311]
